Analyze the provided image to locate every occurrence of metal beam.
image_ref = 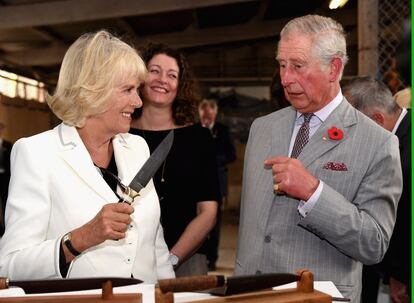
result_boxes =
[0,7,357,67]
[0,0,258,29]
[0,17,285,66]
[0,43,67,66]
[116,19,140,41]
[137,8,356,49]
[29,27,64,42]
[0,3,356,67]
[149,18,289,49]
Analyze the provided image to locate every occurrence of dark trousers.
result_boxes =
[361,265,381,303]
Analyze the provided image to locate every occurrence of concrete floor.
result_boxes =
[208,209,239,277]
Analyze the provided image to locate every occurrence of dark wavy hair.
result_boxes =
[133,43,200,125]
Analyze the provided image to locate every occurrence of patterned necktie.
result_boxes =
[291,113,313,159]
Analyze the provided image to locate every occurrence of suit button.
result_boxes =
[128,224,134,230]
[256,270,262,275]
[124,257,132,264]
[264,235,271,243]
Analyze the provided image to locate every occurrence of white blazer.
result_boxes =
[0,123,174,282]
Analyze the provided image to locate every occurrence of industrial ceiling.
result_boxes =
[0,0,358,88]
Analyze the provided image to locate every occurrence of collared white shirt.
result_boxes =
[289,91,344,217]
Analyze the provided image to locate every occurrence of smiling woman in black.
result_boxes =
[130,43,220,276]
[130,124,220,262]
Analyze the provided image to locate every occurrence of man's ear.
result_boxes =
[371,112,385,127]
[329,57,343,82]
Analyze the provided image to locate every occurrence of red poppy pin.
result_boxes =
[327,126,344,140]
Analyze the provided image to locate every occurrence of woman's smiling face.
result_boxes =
[142,53,179,108]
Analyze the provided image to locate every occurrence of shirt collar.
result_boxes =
[392,107,407,134]
[295,90,343,123]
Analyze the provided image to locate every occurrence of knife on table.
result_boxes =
[157,274,350,301]
[208,273,300,296]
[0,277,142,294]
[158,273,299,295]
[119,130,174,204]
[157,273,351,302]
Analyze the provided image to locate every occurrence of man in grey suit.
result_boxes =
[235,15,402,302]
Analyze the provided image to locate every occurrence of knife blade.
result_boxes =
[0,277,142,294]
[157,273,299,295]
[120,130,174,204]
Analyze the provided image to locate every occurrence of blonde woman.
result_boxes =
[0,31,174,282]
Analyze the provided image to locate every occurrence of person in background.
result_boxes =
[0,122,12,236]
[199,99,236,204]
[198,99,236,271]
[0,30,174,282]
[344,76,410,303]
[130,43,220,277]
[235,15,402,302]
[394,19,411,109]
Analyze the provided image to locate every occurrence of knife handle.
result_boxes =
[0,278,8,290]
[118,197,132,205]
[118,187,139,204]
[158,275,225,293]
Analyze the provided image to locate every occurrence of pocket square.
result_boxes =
[323,162,348,171]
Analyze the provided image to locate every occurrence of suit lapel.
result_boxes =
[259,107,296,228]
[56,123,118,202]
[299,99,357,168]
[113,133,136,186]
[271,107,296,157]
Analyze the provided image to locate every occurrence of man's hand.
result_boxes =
[389,277,409,303]
[264,156,319,201]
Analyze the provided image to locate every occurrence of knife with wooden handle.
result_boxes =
[0,277,142,294]
[157,273,299,295]
[157,274,350,301]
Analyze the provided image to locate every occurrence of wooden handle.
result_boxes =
[0,278,8,290]
[158,275,223,293]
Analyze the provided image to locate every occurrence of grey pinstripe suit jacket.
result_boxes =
[235,99,402,302]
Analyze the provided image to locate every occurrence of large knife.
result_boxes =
[119,130,174,204]
[157,273,299,295]
[0,277,142,294]
[157,274,350,301]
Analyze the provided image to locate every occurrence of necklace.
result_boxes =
[140,129,168,183]
[160,161,166,183]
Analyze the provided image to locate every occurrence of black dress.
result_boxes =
[130,124,220,255]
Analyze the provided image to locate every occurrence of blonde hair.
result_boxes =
[47,30,147,127]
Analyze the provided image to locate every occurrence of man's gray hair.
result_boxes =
[343,76,399,115]
[279,14,348,79]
